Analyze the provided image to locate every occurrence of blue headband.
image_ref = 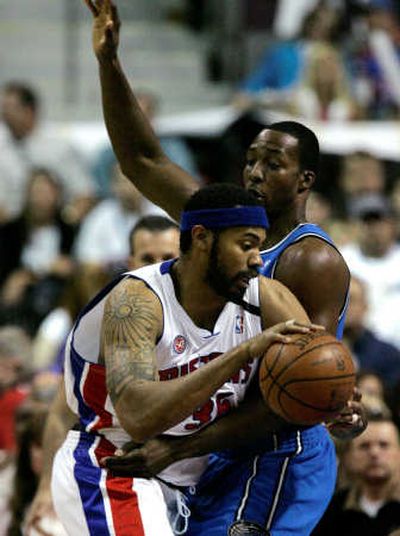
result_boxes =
[180,206,269,231]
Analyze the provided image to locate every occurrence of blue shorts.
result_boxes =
[186,424,336,536]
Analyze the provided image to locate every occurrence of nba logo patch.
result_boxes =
[173,335,187,354]
[235,315,244,334]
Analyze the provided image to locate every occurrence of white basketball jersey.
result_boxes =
[64,259,262,485]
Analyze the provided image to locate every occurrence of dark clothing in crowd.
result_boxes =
[0,215,74,285]
[312,488,400,536]
[352,329,400,389]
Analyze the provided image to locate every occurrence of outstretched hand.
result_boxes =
[101,436,182,478]
[327,387,367,440]
[83,0,120,62]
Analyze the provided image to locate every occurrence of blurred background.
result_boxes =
[1,1,400,534]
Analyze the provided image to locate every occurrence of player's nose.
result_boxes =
[248,162,264,183]
[249,251,263,270]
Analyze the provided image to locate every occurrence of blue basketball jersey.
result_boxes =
[260,223,349,340]
[186,223,350,536]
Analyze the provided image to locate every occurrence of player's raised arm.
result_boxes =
[83,0,198,221]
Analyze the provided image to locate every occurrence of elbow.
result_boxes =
[118,412,154,444]
[114,398,156,443]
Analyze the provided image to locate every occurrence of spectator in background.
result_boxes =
[233,2,344,109]
[306,190,357,247]
[312,414,400,536]
[337,151,386,219]
[357,371,386,400]
[346,0,400,119]
[340,194,400,350]
[92,90,201,198]
[0,326,32,535]
[0,82,95,225]
[127,215,179,270]
[343,276,400,391]
[288,42,361,120]
[8,401,67,536]
[73,163,167,301]
[0,326,32,455]
[389,178,400,240]
[0,168,76,335]
[32,215,180,373]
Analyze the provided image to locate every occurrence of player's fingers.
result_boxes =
[103,0,113,15]
[279,319,314,334]
[84,0,98,17]
[110,1,121,29]
[110,468,152,478]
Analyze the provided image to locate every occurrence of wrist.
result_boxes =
[168,435,200,461]
[98,54,119,69]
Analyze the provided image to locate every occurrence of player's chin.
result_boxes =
[226,286,247,302]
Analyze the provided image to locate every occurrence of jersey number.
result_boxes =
[185,392,233,431]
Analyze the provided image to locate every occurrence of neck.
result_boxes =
[172,259,227,331]
[361,480,392,502]
[263,212,305,248]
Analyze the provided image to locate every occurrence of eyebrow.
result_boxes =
[242,230,265,242]
[248,144,284,156]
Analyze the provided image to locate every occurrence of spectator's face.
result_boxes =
[357,375,384,400]
[341,156,384,196]
[0,356,23,391]
[27,173,61,219]
[358,217,395,257]
[128,228,180,269]
[1,91,34,139]
[347,421,400,485]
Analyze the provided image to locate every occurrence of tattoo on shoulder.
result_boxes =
[102,281,159,404]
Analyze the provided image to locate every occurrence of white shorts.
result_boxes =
[52,431,174,536]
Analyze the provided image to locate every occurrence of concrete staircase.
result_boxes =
[0,0,231,121]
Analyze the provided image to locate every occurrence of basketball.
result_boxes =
[259,331,356,426]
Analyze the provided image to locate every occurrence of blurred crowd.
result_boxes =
[234,0,400,121]
[0,0,400,534]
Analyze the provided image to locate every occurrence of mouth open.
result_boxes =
[248,189,265,203]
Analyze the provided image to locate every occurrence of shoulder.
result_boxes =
[258,275,309,327]
[105,276,163,333]
[278,236,349,280]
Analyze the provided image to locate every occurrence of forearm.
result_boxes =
[169,395,284,460]
[98,57,196,220]
[117,342,255,443]
[99,58,163,168]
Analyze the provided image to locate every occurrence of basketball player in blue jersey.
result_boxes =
[80,2,366,534]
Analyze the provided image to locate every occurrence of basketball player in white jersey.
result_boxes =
[29,183,319,536]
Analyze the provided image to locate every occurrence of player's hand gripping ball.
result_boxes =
[259,331,355,425]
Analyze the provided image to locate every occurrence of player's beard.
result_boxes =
[205,234,256,302]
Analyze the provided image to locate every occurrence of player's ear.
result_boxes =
[299,170,315,192]
[191,225,212,252]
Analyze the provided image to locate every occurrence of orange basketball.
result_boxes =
[259,331,356,426]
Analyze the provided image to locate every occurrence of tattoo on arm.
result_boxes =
[102,281,160,405]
